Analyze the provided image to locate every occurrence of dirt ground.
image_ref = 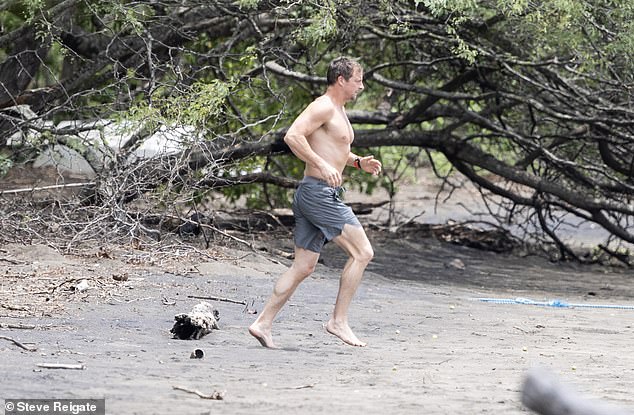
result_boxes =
[2,222,634,415]
[2,167,634,415]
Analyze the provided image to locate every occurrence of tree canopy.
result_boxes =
[2,0,634,261]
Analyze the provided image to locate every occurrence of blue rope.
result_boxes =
[475,297,634,310]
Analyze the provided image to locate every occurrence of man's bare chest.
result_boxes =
[323,109,354,144]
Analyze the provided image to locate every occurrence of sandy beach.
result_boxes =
[1,222,634,415]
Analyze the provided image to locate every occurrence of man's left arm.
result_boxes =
[348,153,382,176]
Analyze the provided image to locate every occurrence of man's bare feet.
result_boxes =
[248,322,279,349]
[326,319,366,347]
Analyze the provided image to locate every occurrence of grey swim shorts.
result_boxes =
[292,176,361,253]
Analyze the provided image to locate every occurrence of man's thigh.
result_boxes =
[332,223,372,257]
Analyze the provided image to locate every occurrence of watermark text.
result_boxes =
[4,399,105,415]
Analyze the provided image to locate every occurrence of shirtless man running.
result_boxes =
[249,57,382,348]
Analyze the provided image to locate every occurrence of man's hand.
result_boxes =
[359,155,382,176]
[320,162,343,187]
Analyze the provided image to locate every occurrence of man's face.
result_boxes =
[342,67,364,101]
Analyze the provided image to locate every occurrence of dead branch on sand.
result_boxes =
[0,335,37,351]
[36,363,86,370]
[0,323,36,329]
[172,385,225,400]
[187,294,246,306]
[1,303,30,311]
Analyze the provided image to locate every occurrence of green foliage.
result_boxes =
[100,1,155,35]
[0,5,25,31]
[235,181,292,209]
[32,40,64,88]
[417,1,483,63]
[375,146,417,185]
[446,23,478,64]
[0,9,22,60]
[0,152,13,177]
[187,80,238,127]
[417,0,634,74]
[422,0,478,16]
[496,0,529,15]
[126,79,237,131]
[19,0,44,21]
[237,0,260,10]
[294,1,338,45]
[4,0,633,227]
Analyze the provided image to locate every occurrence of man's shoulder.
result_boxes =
[311,95,335,111]
[313,94,332,104]
[303,95,336,119]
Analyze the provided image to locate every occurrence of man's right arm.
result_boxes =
[284,100,342,186]
[284,131,327,172]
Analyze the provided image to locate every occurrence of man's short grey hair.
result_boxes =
[326,57,362,85]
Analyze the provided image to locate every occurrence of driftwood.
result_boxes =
[172,385,224,400]
[347,200,389,215]
[521,366,632,415]
[170,302,219,340]
[172,203,381,236]
[382,220,518,253]
[187,294,246,306]
[0,323,36,329]
[0,335,37,351]
[36,363,85,370]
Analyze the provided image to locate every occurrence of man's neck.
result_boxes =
[325,87,347,107]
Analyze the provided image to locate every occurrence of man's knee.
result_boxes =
[355,245,374,264]
[338,225,374,264]
[292,261,317,278]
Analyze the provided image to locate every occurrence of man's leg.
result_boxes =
[326,224,374,346]
[249,246,320,348]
